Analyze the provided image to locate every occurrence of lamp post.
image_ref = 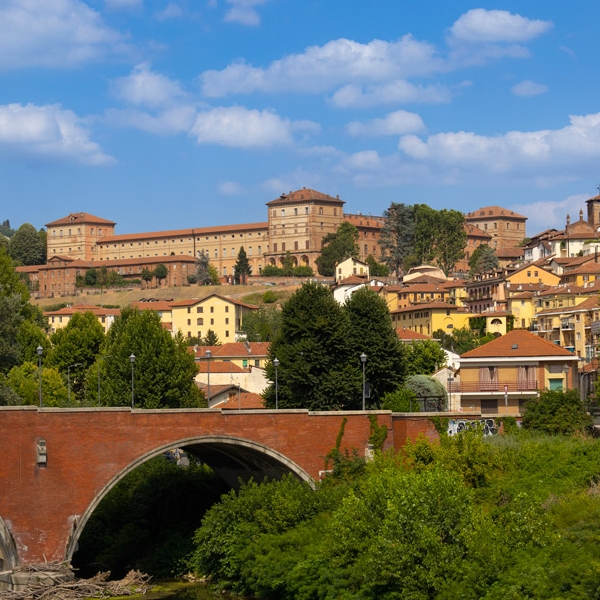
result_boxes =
[37,346,43,408]
[67,363,82,405]
[205,349,211,404]
[360,353,367,411]
[130,354,136,409]
[273,358,279,409]
[97,355,112,406]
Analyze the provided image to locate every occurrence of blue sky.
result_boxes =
[2,0,600,238]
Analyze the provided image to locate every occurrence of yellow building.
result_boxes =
[335,257,369,282]
[390,302,472,337]
[130,300,174,331]
[507,291,537,330]
[506,263,560,287]
[170,294,258,341]
[44,305,121,334]
[458,329,580,415]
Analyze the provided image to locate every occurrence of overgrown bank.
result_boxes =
[188,432,600,599]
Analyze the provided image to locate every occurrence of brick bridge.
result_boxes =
[0,406,452,568]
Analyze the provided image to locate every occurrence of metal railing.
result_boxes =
[448,381,538,393]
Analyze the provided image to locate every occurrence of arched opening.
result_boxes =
[0,515,18,570]
[68,436,311,575]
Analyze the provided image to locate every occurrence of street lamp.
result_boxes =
[273,358,279,409]
[130,354,136,409]
[37,346,43,408]
[360,353,367,411]
[205,349,212,404]
[97,355,112,406]
[67,363,82,405]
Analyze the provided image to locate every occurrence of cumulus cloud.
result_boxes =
[511,80,548,97]
[155,2,183,20]
[346,110,425,137]
[449,9,553,43]
[0,103,113,165]
[332,81,450,108]
[224,0,272,26]
[0,0,129,69]
[190,106,318,148]
[104,106,197,135]
[111,63,188,109]
[398,112,600,177]
[218,181,245,195]
[200,36,442,97]
[510,194,589,233]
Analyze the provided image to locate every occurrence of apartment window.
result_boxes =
[479,366,498,390]
[273,243,278,252]
[258,245,262,254]
[210,306,214,313]
[197,318,203,326]
[223,248,227,257]
[225,306,229,312]
[225,318,229,325]
[210,318,214,325]
[187,319,191,326]
[196,307,203,313]
[225,331,230,337]
[214,249,218,258]
[281,209,285,216]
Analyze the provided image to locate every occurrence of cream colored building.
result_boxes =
[170,294,258,341]
[44,305,120,334]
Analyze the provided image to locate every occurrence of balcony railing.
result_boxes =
[561,320,575,330]
[448,381,538,393]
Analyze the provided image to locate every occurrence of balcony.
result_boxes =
[448,381,538,393]
[561,319,575,330]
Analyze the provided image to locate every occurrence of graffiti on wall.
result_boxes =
[447,418,497,436]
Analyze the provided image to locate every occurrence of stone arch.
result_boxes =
[269,258,276,266]
[300,255,309,266]
[0,515,18,569]
[65,435,312,561]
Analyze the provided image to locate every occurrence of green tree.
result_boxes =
[344,287,406,407]
[264,282,359,410]
[194,251,212,286]
[365,254,389,277]
[140,268,153,289]
[381,386,419,411]
[9,223,45,266]
[261,265,283,276]
[315,221,359,277]
[404,339,447,377]
[469,244,499,275]
[47,311,105,401]
[84,268,98,286]
[523,389,592,435]
[379,203,415,275]
[38,228,47,263]
[16,319,50,364]
[434,326,495,355]
[435,209,467,275]
[87,307,203,408]
[414,203,439,265]
[0,219,14,238]
[405,374,447,410]
[241,305,282,342]
[282,251,294,276]
[153,264,168,287]
[233,247,252,284]
[6,362,68,406]
[0,236,8,253]
[208,264,220,285]
[203,329,220,346]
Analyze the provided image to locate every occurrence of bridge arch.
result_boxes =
[66,435,312,561]
[0,516,18,570]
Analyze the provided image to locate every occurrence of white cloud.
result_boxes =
[190,106,318,148]
[346,110,425,137]
[332,81,450,108]
[155,2,182,20]
[104,106,197,135]
[200,35,442,97]
[0,0,129,69]
[398,112,600,177]
[0,103,113,165]
[511,80,548,97]
[218,181,244,195]
[510,194,588,233]
[111,63,188,109]
[224,0,272,26]
[449,9,553,43]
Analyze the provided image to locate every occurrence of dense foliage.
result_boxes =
[233,246,252,284]
[522,389,592,434]
[9,222,46,266]
[190,430,600,599]
[469,243,499,275]
[315,221,360,276]
[264,283,404,410]
[85,307,204,408]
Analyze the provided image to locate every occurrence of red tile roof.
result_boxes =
[193,342,270,358]
[396,327,430,340]
[267,188,344,206]
[43,304,120,317]
[465,206,527,220]
[460,329,577,358]
[46,212,116,227]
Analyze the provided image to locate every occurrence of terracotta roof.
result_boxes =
[344,213,385,228]
[464,223,492,238]
[396,327,430,340]
[93,255,196,268]
[97,222,267,244]
[221,392,266,409]
[267,188,344,206]
[43,304,120,317]
[464,206,527,220]
[46,212,116,227]
[401,275,448,285]
[193,342,270,358]
[170,294,258,310]
[460,329,577,358]
[566,261,600,275]
[496,247,524,258]
[196,361,247,374]
[130,300,173,312]
[335,275,369,286]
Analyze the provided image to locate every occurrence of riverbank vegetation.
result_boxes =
[189,430,600,599]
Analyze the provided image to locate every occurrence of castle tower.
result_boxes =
[586,193,600,231]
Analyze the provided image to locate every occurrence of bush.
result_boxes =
[523,389,592,435]
[262,290,277,303]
